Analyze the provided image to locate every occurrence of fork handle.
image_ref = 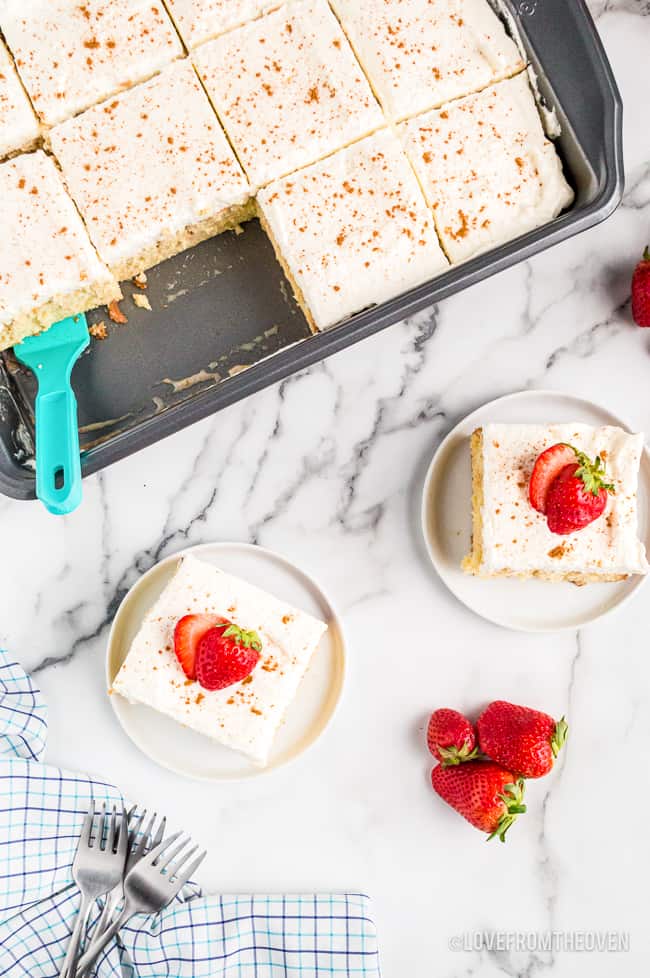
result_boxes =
[87,887,121,947]
[59,894,93,978]
[75,900,133,977]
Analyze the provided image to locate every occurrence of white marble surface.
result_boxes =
[2,2,650,975]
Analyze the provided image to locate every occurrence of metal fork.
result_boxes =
[75,832,206,977]
[89,808,166,944]
[58,802,128,978]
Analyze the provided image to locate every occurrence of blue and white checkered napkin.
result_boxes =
[0,653,381,977]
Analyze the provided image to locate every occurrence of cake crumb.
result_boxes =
[548,545,567,559]
[107,299,128,324]
[89,320,107,340]
[132,271,148,288]
[133,293,152,311]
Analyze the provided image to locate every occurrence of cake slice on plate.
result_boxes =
[463,423,649,584]
[112,554,328,766]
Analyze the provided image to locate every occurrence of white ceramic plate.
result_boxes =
[107,542,346,781]
[421,390,650,632]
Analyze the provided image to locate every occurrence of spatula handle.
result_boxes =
[35,385,83,515]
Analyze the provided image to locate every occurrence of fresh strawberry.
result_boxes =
[195,621,262,692]
[477,701,568,779]
[173,614,221,680]
[427,708,478,765]
[632,246,650,327]
[545,450,614,535]
[431,761,526,842]
[529,443,577,514]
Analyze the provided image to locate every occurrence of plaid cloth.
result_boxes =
[0,653,381,977]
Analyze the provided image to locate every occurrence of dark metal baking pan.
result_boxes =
[0,0,623,500]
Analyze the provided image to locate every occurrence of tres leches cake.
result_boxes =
[400,73,573,263]
[0,38,40,158]
[112,555,327,766]
[0,151,120,350]
[463,424,649,584]
[194,0,384,187]
[49,60,253,282]
[163,0,282,48]
[0,0,182,127]
[330,0,524,122]
[257,128,449,331]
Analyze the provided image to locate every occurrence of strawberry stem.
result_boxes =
[217,621,263,652]
[487,778,527,843]
[438,743,481,766]
[551,717,569,758]
[643,246,650,262]
[570,447,615,497]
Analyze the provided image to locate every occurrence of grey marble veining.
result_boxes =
[1,2,649,976]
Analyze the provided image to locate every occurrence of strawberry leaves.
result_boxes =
[572,450,615,497]
[488,778,527,843]
[215,621,263,653]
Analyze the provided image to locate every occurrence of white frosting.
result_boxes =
[478,423,649,577]
[0,0,182,126]
[164,0,281,48]
[258,129,449,330]
[0,38,40,157]
[330,0,524,122]
[112,555,327,766]
[194,0,384,187]
[399,73,574,264]
[49,60,251,274]
[0,151,116,339]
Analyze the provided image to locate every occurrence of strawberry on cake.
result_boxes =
[111,554,327,766]
[463,423,649,583]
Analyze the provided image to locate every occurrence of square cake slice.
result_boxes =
[163,0,281,48]
[463,424,649,583]
[49,60,253,282]
[0,0,183,127]
[257,129,449,331]
[0,38,40,158]
[194,0,384,187]
[112,554,328,766]
[399,73,573,264]
[0,151,120,351]
[330,0,524,122]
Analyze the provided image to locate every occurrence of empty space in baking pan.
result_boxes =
[3,221,312,454]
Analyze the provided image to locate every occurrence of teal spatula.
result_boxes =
[14,313,89,515]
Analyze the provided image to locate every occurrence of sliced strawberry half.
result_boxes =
[528,443,577,514]
[173,614,222,680]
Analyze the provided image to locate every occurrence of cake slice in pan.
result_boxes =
[0,38,40,159]
[0,151,120,351]
[163,0,282,48]
[257,128,449,331]
[0,0,183,128]
[112,555,328,766]
[193,0,384,187]
[330,0,524,123]
[49,60,253,282]
[399,73,573,264]
[463,424,649,583]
